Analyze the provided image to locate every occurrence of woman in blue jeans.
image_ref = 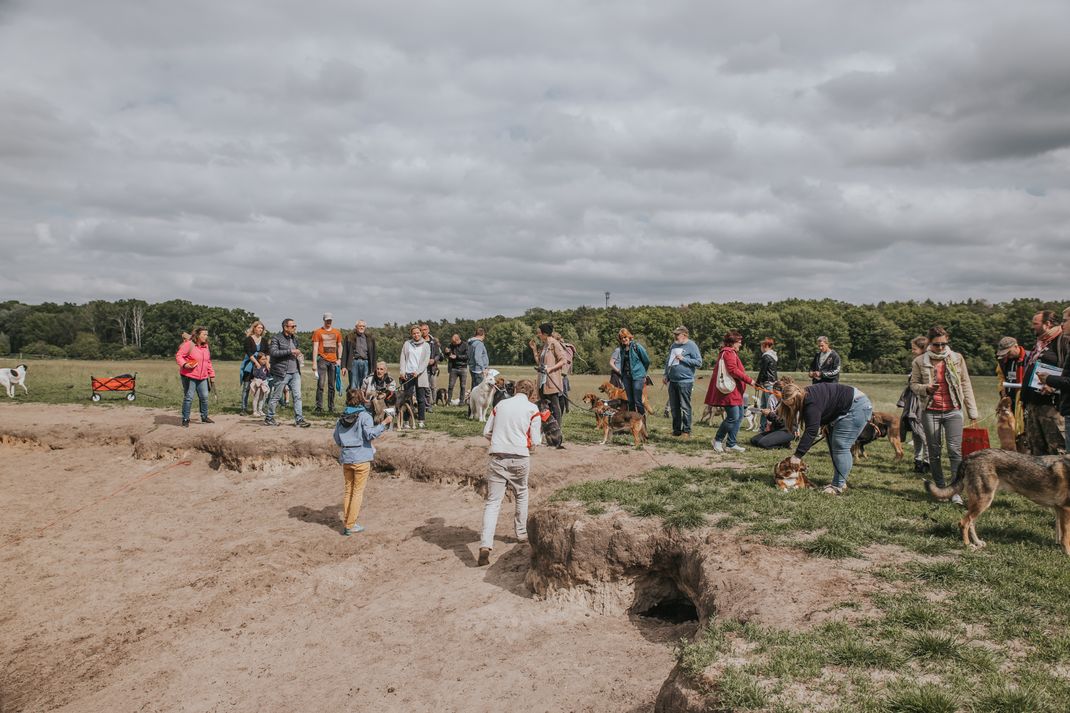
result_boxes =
[779,378,872,495]
[617,329,650,416]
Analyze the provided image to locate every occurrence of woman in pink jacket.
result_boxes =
[705,330,754,453]
[175,326,216,427]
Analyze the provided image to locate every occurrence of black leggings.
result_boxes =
[403,377,427,420]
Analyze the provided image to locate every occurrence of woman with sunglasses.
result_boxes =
[909,326,979,502]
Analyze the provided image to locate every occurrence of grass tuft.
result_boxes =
[904,632,965,662]
[714,667,766,711]
[803,534,859,559]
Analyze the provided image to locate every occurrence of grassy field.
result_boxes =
[13,359,1064,709]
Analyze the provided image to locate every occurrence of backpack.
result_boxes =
[560,342,577,375]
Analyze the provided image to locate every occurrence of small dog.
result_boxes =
[588,398,647,447]
[697,404,725,426]
[851,411,904,461]
[491,377,516,408]
[468,378,498,422]
[995,396,1019,451]
[742,404,763,431]
[0,364,28,398]
[435,388,448,407]
[927,449,1070,555]
[538,399,563,448]
[773,456,814,491]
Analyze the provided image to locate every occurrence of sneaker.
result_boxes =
[418,421,425,429]
[201,417,214,424]
[181,419,190,428]
[951,494,964,506]
[712,439,725,453]
[344,524,365,535]
[516,535,528,544]
[822,484,844,496]
[264,418,279,427]
[727,444,746,453]
[296,420,311,428]
[477,547,491,566]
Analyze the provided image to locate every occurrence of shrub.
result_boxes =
[22,340,66,358]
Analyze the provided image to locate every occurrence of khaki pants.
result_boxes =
[342,462,371,529]
[480,454,529,549]
[1024,403,1066,455]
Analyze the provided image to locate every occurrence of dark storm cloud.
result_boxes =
[0,0,1068,330]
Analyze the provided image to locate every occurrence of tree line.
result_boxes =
[0,297,1062,375]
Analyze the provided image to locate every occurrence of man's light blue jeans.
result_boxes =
[267,371,303,423]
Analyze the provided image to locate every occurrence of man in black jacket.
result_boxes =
[1024,309,1069,455]
[341,321,377,391]
[443,333,469,404]
[808,336,841,384]
[1037,307,1070,454]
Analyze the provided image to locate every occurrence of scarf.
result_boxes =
[1026,325,1063,372]
[926,348,961,396]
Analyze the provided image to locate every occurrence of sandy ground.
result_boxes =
[0,404,731,713]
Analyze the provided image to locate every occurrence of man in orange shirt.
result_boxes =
[313,312,344,414]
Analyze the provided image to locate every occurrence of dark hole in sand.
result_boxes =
[637,595,699,624]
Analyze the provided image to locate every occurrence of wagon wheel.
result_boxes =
[91,393,101,402]
[127,392,136,401]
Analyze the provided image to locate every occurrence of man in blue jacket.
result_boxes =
[663,326,703,438]
[468,328,490,389]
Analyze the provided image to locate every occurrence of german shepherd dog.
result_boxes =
[585,393,647,446]
[539,399,563,448]
[851,411,904,461]
[926,449,1070,555]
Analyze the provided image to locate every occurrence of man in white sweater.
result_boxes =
[479,379,542,566]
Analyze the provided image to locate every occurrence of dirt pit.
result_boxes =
[1,404,734,713]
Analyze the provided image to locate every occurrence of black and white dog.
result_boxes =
[0,364,28,398]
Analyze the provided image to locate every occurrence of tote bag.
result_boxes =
[961,427,991,457]
[716,354,736,395]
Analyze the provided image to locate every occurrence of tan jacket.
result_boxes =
[909,350,979,420]
[538,337,568,395]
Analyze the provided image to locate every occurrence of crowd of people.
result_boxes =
[173,307,1070,560]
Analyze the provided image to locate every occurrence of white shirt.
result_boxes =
[483,394,542,456]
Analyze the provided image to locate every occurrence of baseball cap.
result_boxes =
[672,326,689,336]
[322,312,333,321]
[996,336,1017,358]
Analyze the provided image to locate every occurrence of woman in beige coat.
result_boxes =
[909,326,979,498]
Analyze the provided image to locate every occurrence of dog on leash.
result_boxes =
[850,411,904,461]
[394,388,418,430]
[995,396,1020,451]
[468,379,497,422]
[491,377,516,408]
[0,364,28,398]
[697,404,725,426]
[599,380,653,414]
[585,394,646,447]
[538,399,563,448]
[773,456,814,491]
[927,449,1070,555]
[742,404,763,431]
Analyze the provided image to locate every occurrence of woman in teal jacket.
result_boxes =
[618,329,651,416]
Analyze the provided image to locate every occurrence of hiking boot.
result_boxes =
[712,439,725,453]
[264,418,279,427]
[181,419,190,428]
[201,417,215,424]
[477,548,491,566]
[296,420,311,428]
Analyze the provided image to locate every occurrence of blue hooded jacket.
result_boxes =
[333,406,387,464]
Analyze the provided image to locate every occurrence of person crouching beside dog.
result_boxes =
[333,388,391,536]
[779,378,873,495]
[617,329,651,418]
[706,330,755,454]
[909,326,979,504]
[751,387,793,449]
[478,379,541,566]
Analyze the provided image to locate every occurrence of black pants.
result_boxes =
[751,429,793,449]
[402,377,428,421]
[541,389,564,438]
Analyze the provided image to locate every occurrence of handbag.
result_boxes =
[716,353,736,395]
[961,427,991,457]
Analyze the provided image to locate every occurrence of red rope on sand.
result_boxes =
[0,460,192,551]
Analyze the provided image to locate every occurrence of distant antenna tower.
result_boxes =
[605,291,610,308]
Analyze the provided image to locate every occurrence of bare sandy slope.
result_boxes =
[0,404,729,713]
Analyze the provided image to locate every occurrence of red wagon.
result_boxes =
[91,373,137,402]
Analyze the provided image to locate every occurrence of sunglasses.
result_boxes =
[930,341,949,347]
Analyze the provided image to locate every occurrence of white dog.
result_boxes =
[467,369,501,422]
[0,364,28,398]
[743,405,763,431]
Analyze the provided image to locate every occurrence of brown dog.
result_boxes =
[851,411,904,461]
[697,403,724,426]
[599,380,653,414]
[995,396,1019,451]
[586,394,647,446]
[927,449,1070,555]
[773,456,814,491]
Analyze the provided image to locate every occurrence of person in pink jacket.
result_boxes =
[175,326,216,427]
[705,329,754,453]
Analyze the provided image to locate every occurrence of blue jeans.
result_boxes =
[623,376,645,415]
[828,394,873,489]
[181,376,209,422]
[715,404,744,447]
[470,371,484,388]
[758,389,772,431]
[349,359,369,390]
[267,371,304,423]
[668,381,693,434]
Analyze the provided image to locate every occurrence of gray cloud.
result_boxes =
[1,0,1068,330]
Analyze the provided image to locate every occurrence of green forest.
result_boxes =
[0,297,1063,375]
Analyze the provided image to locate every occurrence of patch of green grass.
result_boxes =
[714,667,767,711]
[880,683,957,713]
[904,631,966,662]
[803,534,859,559]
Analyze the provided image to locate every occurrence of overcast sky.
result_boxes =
[2,0,1068,329]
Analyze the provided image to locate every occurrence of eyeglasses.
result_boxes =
[930,341,949,347]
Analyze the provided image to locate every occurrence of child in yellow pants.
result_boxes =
[333,388,391,535]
